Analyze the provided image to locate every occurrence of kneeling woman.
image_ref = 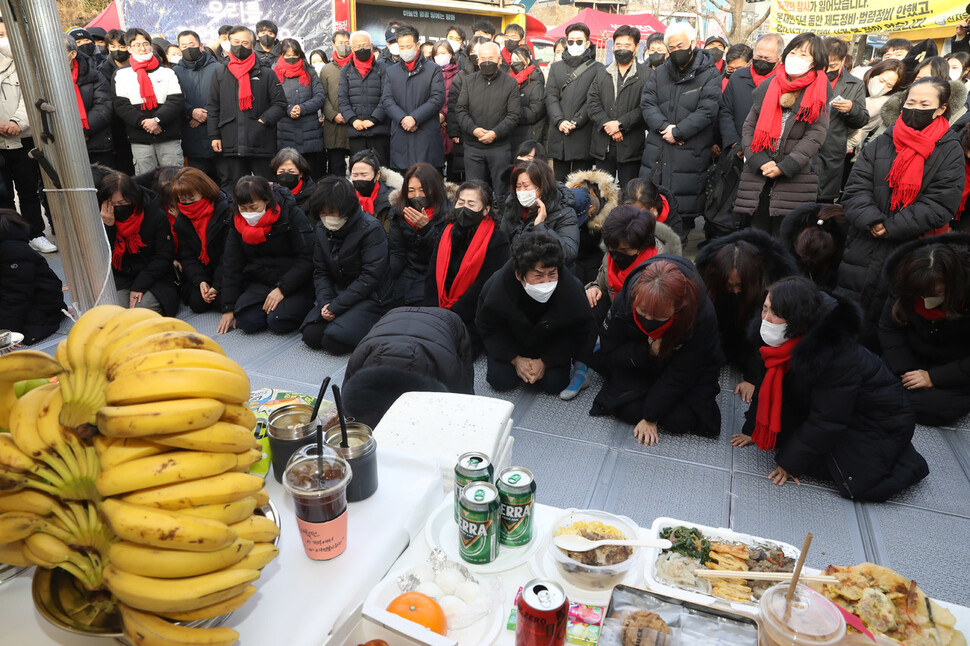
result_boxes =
[589,257,725,446]
[738,277,928,502]
[301,177,393,354]
[217,177,315,335]
[879,235,970,426]
[0,210,64,344]
[389,163,449,306]
[98,172,178,315]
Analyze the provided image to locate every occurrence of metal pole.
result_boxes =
[0,0,117,314]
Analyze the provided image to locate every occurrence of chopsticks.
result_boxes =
[694,570,839,584]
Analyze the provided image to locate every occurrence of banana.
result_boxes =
[119,603,240,646]
[100,499,237,552]
[0,511,43,542]
[84,308,160,373]
[97,451,239,497]
[0,539,33,567]
[0,433,39,472]
[65,305,126,371]
[253,488,269,507]
[60,305,126,428]
[148,422,258,454]
[233,447,263,470]
[228,542,278,571]
[9,382,60,461]
[228,515,279,544]
[105,331,227,376]
[0,349,64,383]
[105,369,250,407]
[96,437,168,471]
[105,566,259,614]
[219,403,257,431]
[157,585,257,622]
[23,531,79,566]
[108,538,253,579]
[109,348,244,383]
[96,398,226,439]
[0,383,17,434]
[100,317,196,370]
[120,472,265,510]
[0,490,59,515]
[175,498,258,526]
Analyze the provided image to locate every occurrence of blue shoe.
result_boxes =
[560,363,589,400]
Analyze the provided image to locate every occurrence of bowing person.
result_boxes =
[389,163,449,306]
[501,160,579,267]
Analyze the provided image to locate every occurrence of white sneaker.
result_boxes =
[29,236,57,253]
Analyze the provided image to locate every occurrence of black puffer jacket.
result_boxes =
[694,229,798,382]
[289,176,316,220]
[254,41,282,69]
[836,126,964,327]
[388,201,449,306]
[499,184,580,267]
[779,202,849,291]
[106,196,178,315]
[173,52,220,158]
[588,256,725,434]
[544,47,604,162]
[219,187,314,313]
[338,60,390,138]
[735,78,831,219]
[741,294,928,502]
[640,48,722,220]
[274,62,327,154]
[345,306,475,395]
[173,194,232,292]
[476,259,594,367]
[206,60,287,157]
[305,206,392,322]
[74,52,113,155]
[511,67,547,145]
[589,62,650,163]
[0,226,64,343]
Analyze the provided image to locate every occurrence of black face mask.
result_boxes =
[510,60,526,74]
[276,172,300,189]
[479,61,499,77]
[901,107,938,131]
[353,179,376,195]
[826,68,841,81]
[705,47,723,62]
[670,48,693,68]
[283,56,300,65]
[113,204,135,222]
[751,59,776,76]
[454,206,482,228]
[648,52,665,67]
[78,43,96,57]
[258,34,276,48]
[410,196,431,210]
[355,47,372,62]
[635,312,668,332]
[110,49,130,63]
[182,46,202,62]
[609,250,638,270]
[230,45,252,60]
[97,44,108,55]
[613,49,634,65]
[505,39,519,53]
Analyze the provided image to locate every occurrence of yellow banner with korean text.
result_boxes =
[770,0,967,35]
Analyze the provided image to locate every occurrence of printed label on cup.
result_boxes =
[295,509,348,560]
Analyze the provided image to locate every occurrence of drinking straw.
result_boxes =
[331,384,350,449]
[310,376,331,423]
[311,377,330,473]
[785,532,814,621]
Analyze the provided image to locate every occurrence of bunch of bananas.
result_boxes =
[0,306,281,646]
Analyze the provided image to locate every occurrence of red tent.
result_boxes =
[546,8,665,43]
[86,0,122,32]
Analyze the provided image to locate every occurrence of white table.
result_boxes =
[0,447,443,646]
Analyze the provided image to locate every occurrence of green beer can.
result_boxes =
[458,482,500,564]
[497,467,535,546]
[454,452,493,523]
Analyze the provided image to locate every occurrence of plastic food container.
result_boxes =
[759,583,845,646]
[548,509,641,591]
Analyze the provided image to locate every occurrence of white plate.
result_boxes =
[424,498,544,574]
[0,332,25,351]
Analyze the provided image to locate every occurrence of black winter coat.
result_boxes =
[589,255,724,433]
[389,203,448,305]
[106,198,178,315]
[544,48,604,162]
[454,71,520,148]
[305,206,392,322]
[0,228,64,343]
[274,63,327,154]
[220,187,314,313]
[173,52,220,158]
[74,53,113,155]
[695,229,798,382]
[741,295,928,502]
[735,79,831,219]
[640,49,722,220]
[817,71,868,202]
[206,61,287,157]
[345,306,475,395]
[380,56,446,170]
[836,127,964,326]
[779,202,848,291]
[719,66,772,148]
[338,61,390,138]
[111,59,185,145]
[476,259,594,367]
[499,183,580,267]
[511,68,547,145]
[173,194,232,292]
[589,62,650,163]
[254,41,282,69]
[290,176,316,220]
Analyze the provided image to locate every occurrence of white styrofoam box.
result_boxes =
[374,392,515,490]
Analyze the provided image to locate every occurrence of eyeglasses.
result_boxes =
[567,39,585,46]
[128,42,152,51]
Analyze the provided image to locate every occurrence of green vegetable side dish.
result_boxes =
[660,526,711,564]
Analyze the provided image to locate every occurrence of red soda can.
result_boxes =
[516,578,568,646]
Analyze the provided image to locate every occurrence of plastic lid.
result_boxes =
[281,455,352,498]
[760,583,846,644]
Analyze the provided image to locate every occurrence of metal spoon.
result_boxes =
[553,534,672,552]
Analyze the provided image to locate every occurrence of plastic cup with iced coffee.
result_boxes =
[282,455,352,561]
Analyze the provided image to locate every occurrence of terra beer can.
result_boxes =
[517,578,568,646]
[498,466,535,546]
[458,482,500,564]
[454,451,493,523]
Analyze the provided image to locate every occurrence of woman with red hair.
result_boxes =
[589,256,724,446]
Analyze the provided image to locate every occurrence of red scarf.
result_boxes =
[406,207,434,230]
[633,308,674,339]
[657,195,670,224]
[275,56,311,87]
[715,59,723,73]
[227,51,256,110]
[436,218,495,308]
[179,199,215,265]
[358,181,381,215]
[721,76,729,92]
[164,203,178,255]
[333,52,351,68]
[502,48,512,65]
[234,204,281,245]
[111,210,147,270]
[752,336,802,451]
[353,53,374,78]
[886,116,950,211]
[129,54,160,111]
[403,56,418,72]
[751,67,828,153]
[750,66,776,88]
[289,179,304,197]
[958,157,970,219]
[71,60,89,129]
[914,298,946,321]
[607,247,657,296]
[512,64,535,86]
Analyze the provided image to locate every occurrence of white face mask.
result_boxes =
[523,280,557,303]
[760,319,788,347]
[0,37,10,58]
[950,67,963,81]
[554,54,562,63]
[567,43,586,58]
[131,51,154,63]
[388,42,400,56]
[399,47,417,63]
[784,54,811,77]
[434,54,451,67]
[923,295,945,310]
[322,216,346,231]
[867,78,890,98]
[220,40,229,52]
[312,61,325,75]
[517,190,537,208]
[168,55,182,65]
[239,210,266,226]
[448,39,463,51]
